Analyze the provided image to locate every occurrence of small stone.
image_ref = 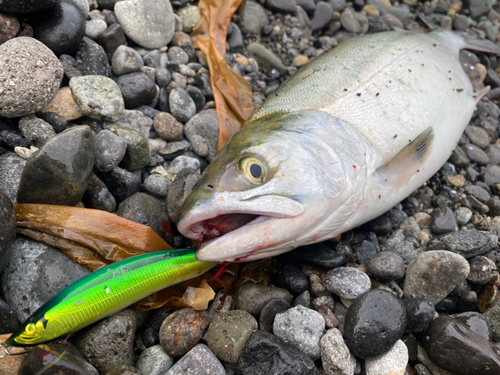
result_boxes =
[169,155,200,174]
[312,295,336,311]
[93,129,127,172]
[184,110,218,161]
[463,0,491,18]
[467,256,496,285]
[238,0,269,35]
[112,45,143,75]
[234,284,293,316]
[117,72,157,109]
[189,134,209,158]
[115,0,175,49]
[363,4,380,16]
[0,13,20,44]
[321,328,356,375]
[0,152,26,204]
[455,207,472,225]
[247,42,286,74]
[153,112,184,141]
[169,88,197,122]
[463,144,490,165]
[290,243,346,268]
[0,37,63,118]
[380,229,419,264]
[317,305,338,329]
[365,340,408,375]
[0,190,16,275]
[99,23,127,61]
[40,86,83,121]
[166,344,224,375]
[136,345,174,375]
[311,2,334,32]
[275,262,310,295]
[85,18,108,40]
[344,290,407,359]
[323,267,371,300]
[341,8,362,33]
[18,115,56,147]
[451,312,491,341]
[166,169,199,223]
[96,166,141,202]
[404,250,470,305]
[430,207,458,234]
[443,174,465,188]
[403,298,436,333]
[82,173,117,212]
[176,5,201,33]
[273,305,325,360]
[426,231,497,259]
[292,55,309,67]
[367,251,406,281]
[259,299,292,332]
[294,291,312,309]
[0,0,57,13]
[106,125,150,170]
[144,174,171,198]
[104,109,152,140]
[70,75,125,121]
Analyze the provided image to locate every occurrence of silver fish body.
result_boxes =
[177,30,486,263]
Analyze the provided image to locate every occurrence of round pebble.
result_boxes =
[365,339,409,375]
[367,251,406,281]
[112,45,144,75]
[321,328,356,375]
[233,284,293,316]
[323,267,371,300]
[169,88,197,123]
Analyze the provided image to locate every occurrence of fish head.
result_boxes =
[177,111,355,263]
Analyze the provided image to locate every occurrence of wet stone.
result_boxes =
[116,193,172,243]
[380,229,419,264]
[234,284,293,316]
[159,308,209,357]
[290,243,346,268]
[0,152,26,204]
[451,312,491,341]
[168,46,189,65]
[455,206,472,225]
[93,129,127,172]
[136,345,174,375]
[0,37,63,118]
[344,290,407,359]
[63,37,112,78]
[40,86,83,121]
[259,299,292,332]
[312,295,335,311]
[310,274,330,297]
[403,298,436,333]
[96,166,141,202]
[112,45,143,75]
[184,110,218,162]
[367,251,406,281]
[106,125,150,170]
[321,328,356,375]
[275,262,309,295]
[404,250,470,305]
[465,185,491,203]
[465,126,490,149]
[82,173,116,212]
[1,237,91,321]
[467,256,496,285]
[75,309,136,374]
[18,115,55,148]
[238,330,315,375]
[317,305,338,329]
[186,86,205,112]
[17,126,94,206]
[104,109,152,140]
[118,72,157,109]
[323,267,371,300]
[430,207,458,234]
[365,339,408,375]
[426,231,498,259]
[352,236,379,266]
[0,0,58,13]
[247,42,286,74]
[273,305,325,360]
[424,315,500,375]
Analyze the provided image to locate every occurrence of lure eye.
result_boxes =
[238,156,268,184]
[25,323,36,334]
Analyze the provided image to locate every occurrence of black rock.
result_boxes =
[259,299,292,332]
[17,126,94,206]
[351,234,380,266]
[116,193,173,244]
[238,330,316,375]
[93,129,127,172]
[31,1,86,56]
[0,189,16,274]
[1,130,32,150]
[430,206,458,234]
[367,251,406,281]
[364,215,392,235]
[0,298,20,334]
[401,333,418,362]
[424,315,500,375]
[99,23,127,61]
[40,112,68,133]
[435,296,459,312]
[186,86,206,112]
[403,297,436,333]
[156,68,172,88]
[0,0,58,14]
[97,0,121,10]
[451,312,491,341]
[107,125,151,171]
[289,242,346,268]
[467,256,495,285]
[344,290,407,359]
[96,166,141,203]
[275,262,309,295]
[118,72,157,109]
[233,284,293,316]
[82,173,116,212]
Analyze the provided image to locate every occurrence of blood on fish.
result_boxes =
[161,220,173,236]
[213,262,229,279]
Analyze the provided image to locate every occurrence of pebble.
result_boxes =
[82,173,117,212]
[32,1,86,55]
[176,5,201,33]
[426,231,497,259]
[365,339,408,375]
[259,299,292,332]
[294,290,312,308]
[166,168,199,222]
[207,310,258,363]
[153,112,184,142]
[430,206,458,234]
[184,109,219,161]
[404,250,470,305]
[159,308,209,357]
[74,309,136,374]
[367,251,406,281]
[105,109,152,140]
[166,344,224,375]
[96,166,141,202]
[464,144,490,165]
[451,312,491,341]
[311,2,334,32]
[403,298,436,333]
[323,267,371,300]
[169,155,200,174]
[234,284,293,316]
[144,174,171,197]
[17,126,94,205]
[40,86,83,121]
[454,206,472,225]
[93,129,127,172]
[0,0,58,13]
[320,328,356,375]
[1,237,91,321]
[115,0,175,49]
[238,0,269,35]
[275,262,310,295]
[68,37,112,78]
[291,243,346,268]
[99,23,127,60]
[70,75,124,121]
[112,45,144,75]
[0,14,20,44]
[273,305,325,360]
[424,315,500,375]
[344,290,407,359]
[85,18,108,39]
[380,229,419,264]
[106,125,151,170]
[136,345,174,375]
[0,190,16,275]
[0,37,63,118]
[341,8,362,33]
[169,88,197,123]
[0,153,26,204]
[247,42,286,74]
[238,330,315,375]
[117,72,157,109]
[18,115,56,147]
[467,256,496,285]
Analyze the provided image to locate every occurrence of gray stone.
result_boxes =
[234,284,293,316]
[112,45,144,75]
[0,37,63,118]
[85,19,107,39]
[169,155,200,174]
[273,305,325,360]
[465,126,490,149]
[93,129,127,172]
[340,8,362,33]
[463,144,490,165]
[365,340,409,375]
[176,5,200,34]
[486,144,500,166]
[1,237,91,321]
[464,0,491,18]
[190,134,209,158]
[168,46,189,65]
[247,42,286,74]
[367,251,406,281]
[82,173,117,212]
[380,229,419,264]
[321,328,356,375]
[70,75,125,121]
[0,190,16,274]
[453,14,470,31]
[266,0,297,13]
[96,166,142,202]
[323,267,371,300]
[115,0,175,49]
[184,109,219,162]
[166,168,200,223]
[404,250,470,305]
[0,152,26,204]
[454,207,472,226]
[430,207,458,234]
[207,310,258,364]
[74,309,137,374]
[17,126,94,205]
[154,112,184,141]
[105,109,153,140]
[169,88,197,123]
[426,231,498,259]
[311,2,334,32]
[137,345,174,375]
[18,115,56,147]
[238,0,269,35]
[166,344,224,375]
[106,125,150,170]
[144,174,171,197]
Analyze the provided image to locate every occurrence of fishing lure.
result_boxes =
[1,249,216,350]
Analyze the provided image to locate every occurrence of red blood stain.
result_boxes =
[213,262,229,279]
[378,195,381,199]
[161,220,173,236]
[353,165,356,168]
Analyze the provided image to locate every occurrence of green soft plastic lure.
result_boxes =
[1,249,216,349]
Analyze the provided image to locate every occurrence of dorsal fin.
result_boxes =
[376,127,434,188]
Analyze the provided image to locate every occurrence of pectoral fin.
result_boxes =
[376,127,434,188]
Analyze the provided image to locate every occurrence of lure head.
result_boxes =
[3,315,53,347]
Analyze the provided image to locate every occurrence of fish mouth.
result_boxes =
[177,194,305,262]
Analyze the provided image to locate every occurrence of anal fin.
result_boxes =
[376,127,434,188]
[473,86,490,104]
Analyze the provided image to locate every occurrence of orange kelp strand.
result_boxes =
[15,204,172,270]
[191,0,253,153]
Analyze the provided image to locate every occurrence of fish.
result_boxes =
[177,30,495,263]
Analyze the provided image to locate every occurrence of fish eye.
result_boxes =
[26,323,36,334]
[238,156,268,184]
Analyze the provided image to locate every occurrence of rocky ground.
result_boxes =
[1,0,500,374]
